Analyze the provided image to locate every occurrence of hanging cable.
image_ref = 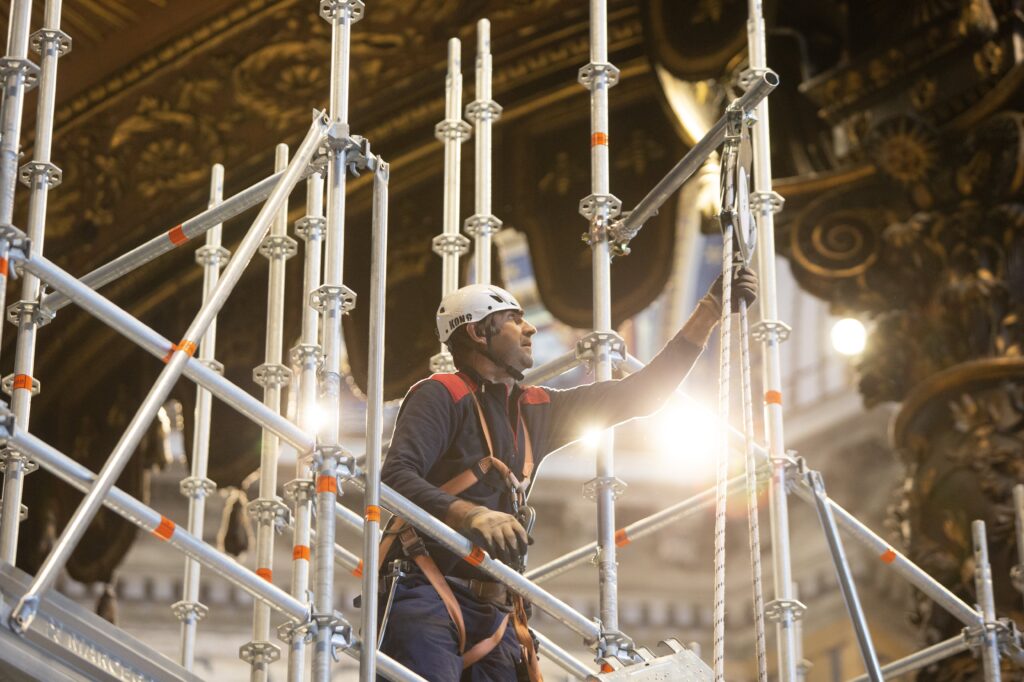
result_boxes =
[713,222,734,682]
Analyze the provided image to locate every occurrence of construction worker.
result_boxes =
[378,269,757,681]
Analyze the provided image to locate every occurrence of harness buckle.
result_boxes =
[398,528,428,558]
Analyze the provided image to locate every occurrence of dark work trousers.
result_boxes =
[378,573,523,681]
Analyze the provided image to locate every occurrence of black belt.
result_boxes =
[446,575,509,604]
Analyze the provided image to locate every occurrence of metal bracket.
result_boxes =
[238,640,281,665]
[575,331,626,370]
[18,161,61,190]
[764,598,807,623]
[319,0,365,23]
[310,284,357,314]
[435,119,472,143]
[0,225,31,257]
[170,600,209,623]
[294,216,326,242]
[259,235,298,260]
[329,620,356,661]
[283,478,316,506]
[464,214,502,238]
[430,351,455,374]
[0,57,39,90]
[1,373,40,397]
[6,301,55,329]
[290,343,323,368]
[179,476,216,500]
[30,28,72,57]
[750,190,785,215]
[195,244,230,268]
[578,62,620,89]
[253,363,292,389]
[247,498,292,532]
[344,135,380,175]
[465,99,503,123]
[583,476,627,502]
[432,233,470,257]
[751,319,792,343]
[596,628,638,664]
[579,193,622,221]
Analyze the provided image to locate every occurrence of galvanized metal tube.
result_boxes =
[521,350,580,385]
[8,118,325,634]
[177,165,226,669]
[533,631,593,679]
[359,161,389,681]
[847,634,971,682]
[466,19,500,284]
[972,520,1002,681]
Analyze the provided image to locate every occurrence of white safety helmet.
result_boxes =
[436,284,523,343]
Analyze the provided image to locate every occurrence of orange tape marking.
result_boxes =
[316,475,337,494]
[464,546,486,566]
[11,374,33,392]
[365,505,381,522]
[591,132,609,147]
[152,516,176,541]
[765,390,783,405]
[352,560,364,578]
[292,545,310,561]
[162,340,197,363]
[0,258,8,277]
[601,663,615,673]
[167,225,188,246]
[614,528,631,548]
[880,549,897,564]
[256,568,273,582]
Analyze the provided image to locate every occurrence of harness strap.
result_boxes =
[400,527,468,652]
[462,614,510,669]
[512,595,543,681]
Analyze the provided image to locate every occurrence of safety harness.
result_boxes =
[378,373,543,680]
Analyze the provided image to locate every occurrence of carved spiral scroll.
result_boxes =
[791,204,880,279]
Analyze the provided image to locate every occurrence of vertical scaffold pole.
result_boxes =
[581,0,624,648]
[8,115,327,635]
[0,0,38,357]
[244,144,297,679]
[174,164,227,669]
[431,37,471,372]
[972,520,1002,682]
[465,19,502,285]
[746,1,801,678]
[0,0,61,565]
[284,170,325,681]
[312,1,362,679]
[359,159,388,682]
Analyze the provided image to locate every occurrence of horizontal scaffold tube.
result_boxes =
[15,253,315,454]
[522,350,579,385]
[847,634,970,682]
[40,163,321,313]
[533,630,593,679]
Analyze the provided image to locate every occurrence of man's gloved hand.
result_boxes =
[704,266,758,313]
[458,506,529,566]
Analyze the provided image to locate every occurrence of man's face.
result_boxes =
[484,310,537,372]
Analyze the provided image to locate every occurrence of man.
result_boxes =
[379,269,757,681]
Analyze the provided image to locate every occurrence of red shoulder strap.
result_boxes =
[428,372,475,402]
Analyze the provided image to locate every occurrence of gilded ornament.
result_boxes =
[973,41,1004,78]
[909,76,937,111]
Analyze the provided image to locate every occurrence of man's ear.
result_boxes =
[464,321,487,345]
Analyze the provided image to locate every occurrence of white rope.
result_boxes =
[739,298,769,682]
[713,223,733,682]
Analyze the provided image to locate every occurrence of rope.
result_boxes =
[739,299,769,682]
[713,222,733,682]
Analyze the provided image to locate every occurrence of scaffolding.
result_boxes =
[0,0,1020,680]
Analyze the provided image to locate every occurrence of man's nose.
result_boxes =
[523,319,537,336]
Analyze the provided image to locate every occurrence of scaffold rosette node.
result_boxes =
[431,232,470,257]
[259,234,299,261]
[238,640,281,665]
[465,99,503,123]
[750,189,785,215]
[751,319,793,343]
[434,118,472,143]
[18,161,62,190]
[170,600,209,623]
[577,61,620,89]
[764,598,807,623]
[579,193,622,221]
[289,342,323,368]
[575,331,626,369]
[309,284,357,314]
[294,215,326,241]
[312,444,354,473]
[0,57,40,90]
[319,0,365,23]
[247,497,292,530]
[194,244,230,268]
[178,476,216,499]
[6,300,55,329]
[253,363,292,389]
[282,478,316,506]
[463,213,502,238]
[430,351,456,374]
[583,476,627,502]
[29,28,72,57]
[0,446,38,475]
[1,372,40,397]
[277,619,316,645]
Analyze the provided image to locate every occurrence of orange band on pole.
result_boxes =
[292,545,310,561]
[765,390,783,405]
[880,549,897,564]
[256,568,273,582]
[365,505,381,522]
[614,528,631,547]
[11,374,33,392]
[167,225,188,246]
[464,546,486,566]
[0,258,8,277]
[316,475,337,494]
[152,516,176,541]
[591,132,608,147]
[162,340,197,363]
[352,560,364,578]
[601,663,615,673]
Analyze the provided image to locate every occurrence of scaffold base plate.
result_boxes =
[0,564,202,682]
[589,648,712,681]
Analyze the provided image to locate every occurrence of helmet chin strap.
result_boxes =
[480,332,524,382]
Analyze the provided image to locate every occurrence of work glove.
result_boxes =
[705,266,758,313]
[458,507,529,566]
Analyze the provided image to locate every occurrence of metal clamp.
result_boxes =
[579,193,622,221]
[253,363,292,389]
[435,119,472,143]
[290,343,323,368]
[764,598,807,623]
[170,600,209,623]
[597,628,637,663]
[1,373,40,397]
[430,351,455,374]
[195,244,230,268]
[432,233,470,257]
[259,234,298,260]
[310,284,357,314]
[30,28,72,57]
[575,331,626,369]
[463,214,502,238]
[465,99,503,123]
[18,161,62,189]
[751,319,792,343]
[179,476,216,499]
[583,476,627,502]
[238,640,281,665]
[319,0,365,23]
[344,135,380,175]
[313,444,355,478]
[329,620,356,661]
[6,300,55,328]
[750,190,785,215]
[247,497,292,531]
[578,62,620,89]
[0,57,40,90]
[0,225,30,255]
[283,478,316,506]
[294,216,326,242]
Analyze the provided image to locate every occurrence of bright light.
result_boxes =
[654,405,722,485]
[581,428,603,448]
[304,403,328,434]
[831,318,867,356]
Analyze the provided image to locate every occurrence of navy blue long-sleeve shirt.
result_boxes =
[380,331,706,578]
